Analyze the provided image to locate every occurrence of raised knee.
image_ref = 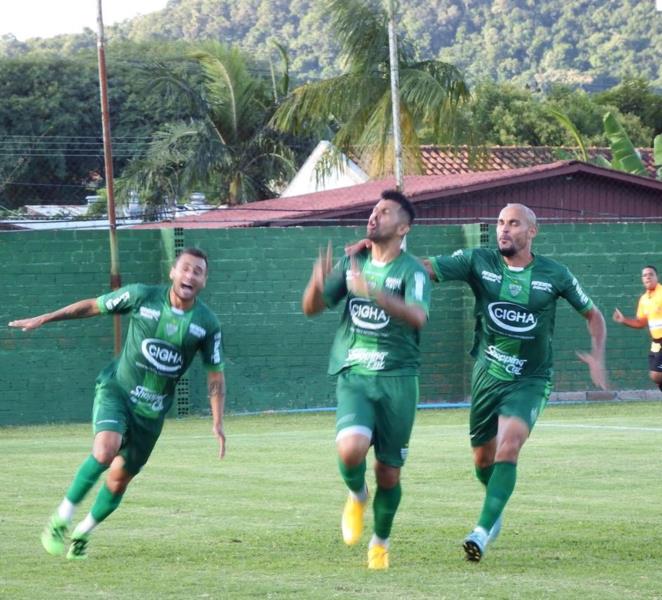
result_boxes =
[338,447,365,467]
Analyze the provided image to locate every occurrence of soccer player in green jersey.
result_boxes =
[8,248,226,560]
[302,190,432,570]
[426,203,608,562]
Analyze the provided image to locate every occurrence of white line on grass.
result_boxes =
[540,423,662,433]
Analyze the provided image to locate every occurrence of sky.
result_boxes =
[0,0,169,40]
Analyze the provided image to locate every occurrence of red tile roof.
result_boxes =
[419,145,657,177]
[134,160,662,229]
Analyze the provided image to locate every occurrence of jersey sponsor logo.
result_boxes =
[481,270,502,284]
[128,385,167,413]
[385,276,402,291]
[532,280,553,293]
[484,345,527,376]
[349,298,390,330]
[141,338,183,373]
[414,271,426,301]
[211,332,222,364]
[345,348,388,370]
[189,323,206,338]
[139,306,161,320]
[105,291,130,311]
[487,302,537,333]
[572,277,590,305]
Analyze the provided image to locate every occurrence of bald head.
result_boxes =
[503,203,537,227]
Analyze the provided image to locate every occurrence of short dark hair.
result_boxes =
[381,189,415,224]
[177,247,208,270]
[644,265,658,274]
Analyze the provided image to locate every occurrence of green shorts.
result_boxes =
[92,376,165,476]
[335,371,419,467]
[469,361,552,447]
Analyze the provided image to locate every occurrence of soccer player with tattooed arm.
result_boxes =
[8,248,226,560]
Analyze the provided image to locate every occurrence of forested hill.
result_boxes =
[2,0,661,88]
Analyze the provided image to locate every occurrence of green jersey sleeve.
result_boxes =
[200,324,224,372]
[96,284,146,315]
[559,267,594,314]
[404,263,432,316]
[428,249,474,283]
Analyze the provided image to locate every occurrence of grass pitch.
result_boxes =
[1,402,662,599]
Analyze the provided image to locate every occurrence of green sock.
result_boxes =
[65,455,109,505]
[337,457,367,494]
[477,461,517,531]
[373,483,402,540]
[90,483,125,523]
[475,464,495,488]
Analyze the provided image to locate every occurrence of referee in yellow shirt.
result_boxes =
[613,265,662,390]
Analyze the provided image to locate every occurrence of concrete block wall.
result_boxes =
[1,222,659,425]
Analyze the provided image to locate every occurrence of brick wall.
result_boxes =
[0,222,659,425]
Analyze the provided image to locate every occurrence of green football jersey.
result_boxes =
[97,284,223,419]
[322,249,431,376]
[429,248,593,380]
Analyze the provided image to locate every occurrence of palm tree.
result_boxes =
[270,0,470,178]
[119,42,298,211]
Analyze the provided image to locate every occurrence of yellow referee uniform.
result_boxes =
[636,283,662,351]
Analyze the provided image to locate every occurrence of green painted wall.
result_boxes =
[1,222,659,425]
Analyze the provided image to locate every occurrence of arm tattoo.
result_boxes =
[62,304,96,319]
[50,300,98,322]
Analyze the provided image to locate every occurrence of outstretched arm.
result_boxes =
[8,298,101,331]
[612,308,647,329]
[208,370,226,459]
[576,307,608,390]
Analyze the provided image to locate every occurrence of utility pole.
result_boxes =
[387,0,404,192]
[96,0,122,354]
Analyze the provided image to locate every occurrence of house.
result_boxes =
[134,160,662,229]
[418,145,658,177]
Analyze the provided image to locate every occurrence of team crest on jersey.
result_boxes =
[508,283,522,297]
[165,323,179,336]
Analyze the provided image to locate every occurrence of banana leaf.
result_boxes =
[603,112,647,176]
[548,108,588,161]
[590,155,613,170]
[654,134,662,180]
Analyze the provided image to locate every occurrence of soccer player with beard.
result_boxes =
[302,190,431,570]
[425,203,607,562]
[9,248,225,560]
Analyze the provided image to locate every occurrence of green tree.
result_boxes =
[118,42,299,211]
[269,0,469,177]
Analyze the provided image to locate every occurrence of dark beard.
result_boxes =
[498,245,516,257]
